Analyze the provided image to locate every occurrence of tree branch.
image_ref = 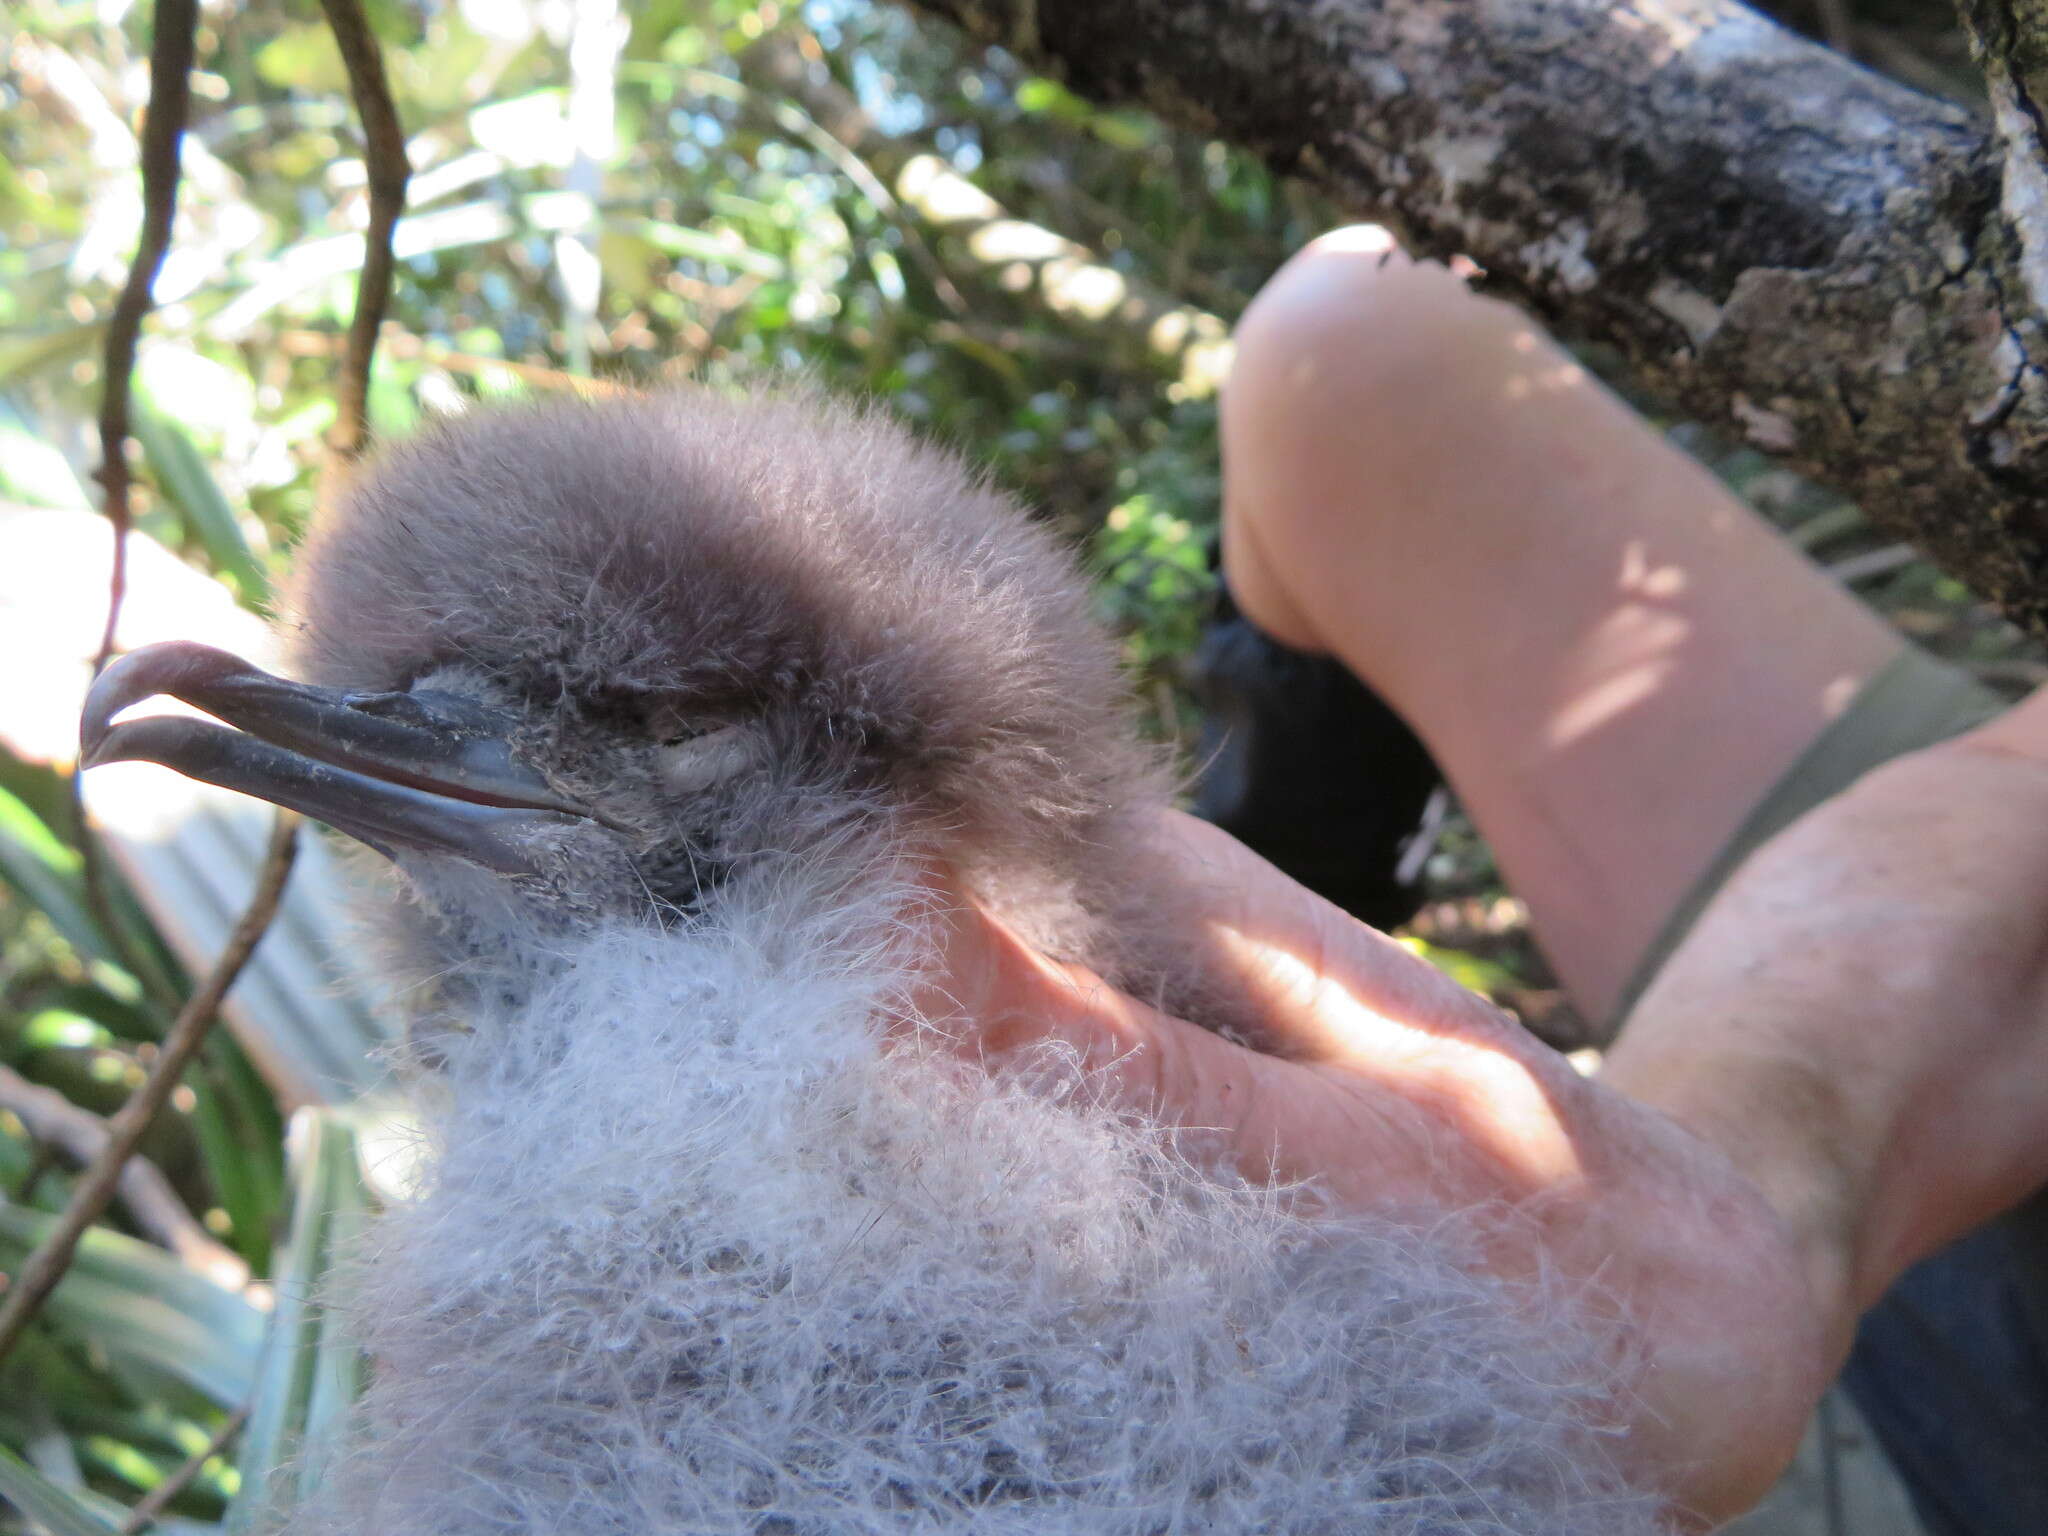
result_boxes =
[901,0,2048,632]
[316,0,411,459]
[0,813,298,1371]
[0,1065,246,1287]
[1957,4,2048,310]
[113,1404,247,1536]
[74,0,202,1019]
[92,0,196,675]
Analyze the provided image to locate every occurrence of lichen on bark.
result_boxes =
[908,0,2048,632]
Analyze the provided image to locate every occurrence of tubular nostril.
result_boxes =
[343,690,435,725]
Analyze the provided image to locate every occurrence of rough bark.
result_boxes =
[1959,4,2048,316]
[904,0,2048,633]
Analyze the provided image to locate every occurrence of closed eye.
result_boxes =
[656,725,763,794]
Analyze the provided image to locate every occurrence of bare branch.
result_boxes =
[317,0,412,459]
[114,1405,248,1536]
[1813,0,1858,56]
[0,1065,247,1287]
[0,813,298,1371]
[92,0,197,675]
[900,0,2048,633]
[74,0,202,1016]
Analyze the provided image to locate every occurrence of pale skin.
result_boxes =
[921,229,2048,1527]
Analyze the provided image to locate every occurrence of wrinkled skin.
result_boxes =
[924,813,1824,1527]
[928,679,2048,1529]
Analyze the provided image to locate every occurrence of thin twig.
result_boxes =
[0,1064,248,1286]
[73,0,202,1016]
[0,813,299,1371]
[92,0,197,676]
[1826,542,1920,587]
[1812,0,1857,57]
[114,1404,250,1536]
[317,0,412,459]
[708,50,969,314]
[275,327,626,396]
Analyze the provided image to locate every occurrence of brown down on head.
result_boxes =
[284,386,1216,1021]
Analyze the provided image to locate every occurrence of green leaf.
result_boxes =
[1398,936,1524,1000]
[252,25,347,93]
[185,1092,263,1272]
[228,1110,371,1533]
[0,1444,117,1536]
[184,1049,284,1275]
[0,789,105,970]
[77,1433,168,1495]
[0,744,185,1009]
[130,401,270,607]
[633,219,787,278]
[17,1009,114,1054]
[0,1207,263,1408]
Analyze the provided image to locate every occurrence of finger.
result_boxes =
[1150,813,1546,1065]
[924,847,1594,1197]
[916,887,1279,1127]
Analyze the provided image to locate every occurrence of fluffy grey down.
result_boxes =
[261,391,1669,1534]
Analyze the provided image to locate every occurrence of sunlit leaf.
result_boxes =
[253,25,348,94]
[1398,936,1525,999]
[131,401,271,607]
[0,789,107,970]
[469,89,574,171]
[633,219,787,278]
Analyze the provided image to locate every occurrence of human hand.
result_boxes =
[916,811,1829,1527]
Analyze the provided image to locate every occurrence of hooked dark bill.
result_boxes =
[79,640,600,876]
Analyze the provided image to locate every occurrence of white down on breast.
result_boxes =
[279,864,1666,1536]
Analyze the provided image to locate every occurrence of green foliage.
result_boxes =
[0,1208,264,1408]
[0,1450,116,1536]
[10,4,2022,1527]
[226,1111,369,1534]
[0,3,1326,1527]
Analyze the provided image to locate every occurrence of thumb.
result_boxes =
[912,883,1278,1130]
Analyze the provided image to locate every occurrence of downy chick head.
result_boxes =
[82,390,1173,1002]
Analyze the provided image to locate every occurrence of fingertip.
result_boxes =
[922,891,1153,1060]
[910,863,1286,1133]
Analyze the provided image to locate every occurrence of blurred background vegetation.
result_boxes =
[0,0,2038,1529]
